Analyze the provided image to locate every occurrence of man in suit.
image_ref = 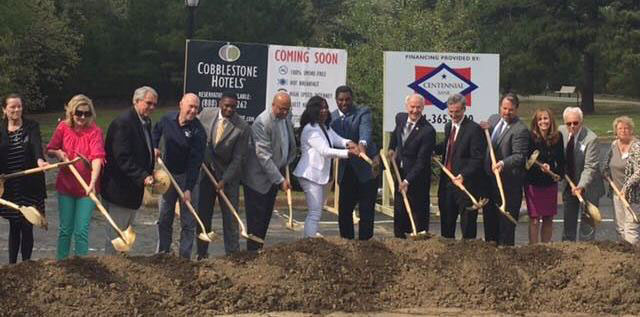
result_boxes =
[195,92,250,258]
[388,94,435,238]
[480,93,529,245]
[435,94,485,239]
[242,91,296,251]
[330,85,379,240]
[101,86,157,254]
[559,106,604,241]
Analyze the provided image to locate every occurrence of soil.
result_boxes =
[1,237,639,316]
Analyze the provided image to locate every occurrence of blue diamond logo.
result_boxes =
[408,63,478,110]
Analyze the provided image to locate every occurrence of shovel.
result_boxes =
[0,198,47,229]
[525,150,561,182]
[564,175,602,226]
[156,157,217,242]
[0,157,81,197]
[201,163,264,244]
[385,151,429,240]
[432,158,487,212]
[283,166,303,231]
[379,150,396,198]
[483,129,518,225]
[604,175,639,223]
[64,156,135,252]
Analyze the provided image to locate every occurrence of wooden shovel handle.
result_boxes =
[564,175,586,204]
[483,129,507,208]
[0,197,21,211]
[379,150,396,195]
[201,163,248,235]
[1,157,80,180]
[388,153,418,235]
[605,175,639,222]
[432,158,479,205]
[533,161,561,181]
[359,153,373,165]
[285,166,293,224]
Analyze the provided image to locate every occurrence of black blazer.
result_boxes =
[526,135,565,186]
[0,118,46,200]
[101,108,154,209]
[389,113,435,187]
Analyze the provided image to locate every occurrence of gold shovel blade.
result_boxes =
[111,226,136,252]
[406,231,430,240]
[20,206,47,229]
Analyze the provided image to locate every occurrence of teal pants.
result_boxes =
[57,194,95,260]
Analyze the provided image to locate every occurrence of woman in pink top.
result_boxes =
[47,94,105,260]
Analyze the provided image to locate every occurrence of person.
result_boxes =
[46,94,105,259]
[434,94,485,240]
[152,93,205,259]
[195,92,250,258]
[294,96,360,238]
[558,107,604,241]
[524,108,564,244]
[242,91,297,251]
[330,85,379,240]
[602,116,639,244]
[480,93,529,246]
[0,94,47,264]
[388,94,435,238]
[101,86,157,254]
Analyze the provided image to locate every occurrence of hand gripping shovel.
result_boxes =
[156,157,217,242]
[201,163,264,244]
[65,156,135,252]
[564,175,602,226]
[483,129,518,225]
[0,157,81,197]
[604,175,639,223]
[386,151,428,240]
[0,198,47,229]
[283,166,303,231]
[432,158,487,212]
[525,150,561,182]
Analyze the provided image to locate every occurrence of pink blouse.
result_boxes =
[47,121,106,197]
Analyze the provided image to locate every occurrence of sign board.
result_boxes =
[383,51,499,132]
[184,40,347,125]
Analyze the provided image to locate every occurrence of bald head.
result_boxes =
[179,93,199,123]
[272,92,291,119]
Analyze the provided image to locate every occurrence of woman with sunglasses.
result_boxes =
[0,93,48,264]
[47,94,105,260]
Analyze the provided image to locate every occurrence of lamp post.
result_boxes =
[185,0,200,39]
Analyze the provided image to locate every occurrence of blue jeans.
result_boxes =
[157,173,197,259]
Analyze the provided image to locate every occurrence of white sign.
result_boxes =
[383,51,499,132]
[266,45,348,126]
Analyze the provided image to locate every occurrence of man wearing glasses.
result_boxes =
[558,107,604,241]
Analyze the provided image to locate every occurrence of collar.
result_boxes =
[569,127,583,139]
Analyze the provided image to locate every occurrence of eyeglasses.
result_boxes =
[74,110,92,118]
[566,121,580,127]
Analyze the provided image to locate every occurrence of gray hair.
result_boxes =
[613,116,635,133]
[132,86,158,105]
[447,93,466,107]
[405,93,425,105]
[562,106,583,122]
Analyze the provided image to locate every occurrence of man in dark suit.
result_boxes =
[435,94,485,239]
[480,93,529,246]
[195,92,250,258]
[388,94,435,238]
[330,85,379,240]
[101,86,157,254]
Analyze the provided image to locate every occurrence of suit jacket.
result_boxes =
[558,125,604,201]
[101,108,154,209]
[435,117,485,200]
[242,108,296,194]
[198,107,250,185]
[293,123,349,185]
[388,113,435,188]
[0,118,46,200]
[330,105,378,183]
[484,114,530,189]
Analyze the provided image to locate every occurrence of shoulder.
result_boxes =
[88,122,104,137]
[54,120,70,132]
[301,124,317,137]
[464,118,481,130]
[395,112,407,122]
[557,125,568,134]
[355,105,371,116]
[585,127,598,141]
[191,118,206,132]
[22,118,40,130]
[488,114,500,123]
[231,114,249,130]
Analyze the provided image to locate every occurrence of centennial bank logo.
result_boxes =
[408,63,478,110]
[218,43,241,62]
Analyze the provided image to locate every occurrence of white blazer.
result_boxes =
[293,123,349,185]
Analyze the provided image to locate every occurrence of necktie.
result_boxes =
[402,122,413,144]
[491,120,505,144]
[215,118,227,144]
[566,135,576,182]
[445,125,457,170]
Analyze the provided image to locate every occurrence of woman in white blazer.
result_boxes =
[294,96,359,238]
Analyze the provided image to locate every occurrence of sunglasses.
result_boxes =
[566,121,580,127]
[74,110,92,118]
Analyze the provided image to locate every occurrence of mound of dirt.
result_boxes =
[1,237,639,315]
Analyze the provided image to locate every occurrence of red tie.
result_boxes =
[445,125,457,171]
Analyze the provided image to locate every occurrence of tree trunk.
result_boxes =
[581,51,595,114]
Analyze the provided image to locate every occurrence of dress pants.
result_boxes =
[562,188,597,241]
[245,184,279,251]
[338,164,376,240]
[196,174,240,257]
[393,178,429,238]
[102,199,138,255]
[612,196,640,244]
[298,177,327,238]
[483,177,522,246]
[440,179,477,239]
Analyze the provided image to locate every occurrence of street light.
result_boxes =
[185,0,200,39]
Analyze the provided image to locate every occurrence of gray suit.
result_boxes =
[558,125,604,241]
[195,107,249,256]
[484,114,529,245]
[242,108,296,250]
